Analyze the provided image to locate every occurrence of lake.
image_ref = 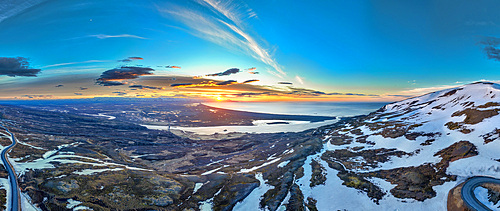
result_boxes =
[145,101,388,135]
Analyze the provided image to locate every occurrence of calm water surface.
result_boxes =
[146,102,389,135]
[205,101,388,117]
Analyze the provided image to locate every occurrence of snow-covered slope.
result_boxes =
[292,82,500,210]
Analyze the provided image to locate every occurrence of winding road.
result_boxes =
[0,124,20,211]
[461,176,500,211]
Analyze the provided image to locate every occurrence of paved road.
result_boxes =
[461,176,500,211]
[0,124,20,211]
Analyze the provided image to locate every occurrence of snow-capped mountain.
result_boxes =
[287,82,500,210]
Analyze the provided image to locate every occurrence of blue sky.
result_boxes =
[0,0,499,101]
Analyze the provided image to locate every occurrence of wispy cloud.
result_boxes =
[295,75,304,85]
[158,0,284,77]
[129,84,164,90]
[197,0,257,27]
[285,87,378,97]
[170,80,238,88]
[90,34,147,39]
[267,70,283,79]
[166,65,181,69]
[21,94,53,99]
[118,57,144,62]
[0,0,46,24]
[396,84,460,96]
[43,60,110,68]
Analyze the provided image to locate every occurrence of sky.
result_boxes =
[0,0,500,101]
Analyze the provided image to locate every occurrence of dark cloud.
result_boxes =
[55,84,64,87]
[286,87,378,97]
[135,75,377,98]
[166,65,181,69]
[278,82,293,85]
[22,95,53,99]
[171,83,194,87]
[74,93,83,95]
[0,57,41,77]
[230,92,273,97]
[242,79,259,84]
[480,37,500,61]
[96,66,154,86]
[388,94,413,98]
[80,87,88,90]
[112,91,127,96]
[171,80,238,88]
[311,91,326,95]
[99,81,125,86]
[206,68,240,76]
[118,57,144,62]
[128,85,164,90]
[216,80,237,86]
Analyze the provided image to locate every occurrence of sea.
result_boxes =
[144,102,388,135]
[204,101,387,117]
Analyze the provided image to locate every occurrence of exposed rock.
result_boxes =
[305,197,318,211]
[445,122,472,134]
[260,136,323,211]
[337,172,385,203]
[145,196,173,206]
[212,174,260,211]
[321,148,407,171]
[328,133,353,145]
[481,128,500,144]
[309,159,327,187]
[452,108,499,124]
[45,180,80,194]
[295,166,304,179]
[285,184,305,211]
[447,183,470,211]
[365,141,477,201]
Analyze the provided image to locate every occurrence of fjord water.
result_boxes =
[205,101,388,117]
[152,102,389,135]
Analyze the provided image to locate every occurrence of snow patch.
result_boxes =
[474,187,500,210]
[233,173,272,210]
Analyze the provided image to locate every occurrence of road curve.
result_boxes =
[0,124,21,211]
[461,176,500,211]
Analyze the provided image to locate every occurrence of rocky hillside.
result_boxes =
[190,81,500,211]
[2,82,499,210]
[188,81,500,210]
[286,81,500,210]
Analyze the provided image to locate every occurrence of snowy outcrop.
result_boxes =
[294,82,500,210]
